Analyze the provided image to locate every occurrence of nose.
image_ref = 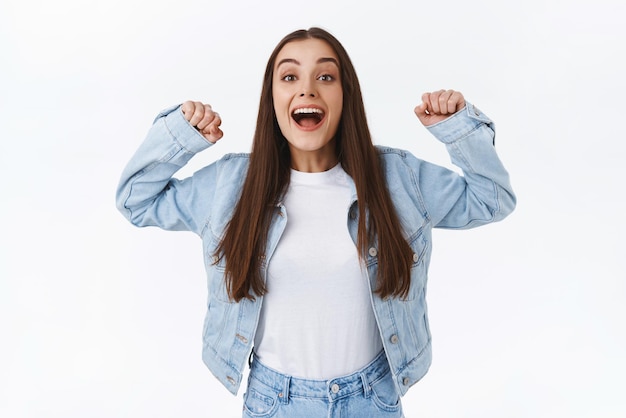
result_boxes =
[299,79,316,97]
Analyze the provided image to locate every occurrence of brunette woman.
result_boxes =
[117,27,515,417]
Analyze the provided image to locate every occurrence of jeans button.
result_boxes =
[331,383,340,393]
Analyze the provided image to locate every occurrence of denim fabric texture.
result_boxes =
[116,103,516,396]
[244,351,404,418]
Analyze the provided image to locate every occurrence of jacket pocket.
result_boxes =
[202,297,233,349]
[401,232,429,302]
[206,245,236,303]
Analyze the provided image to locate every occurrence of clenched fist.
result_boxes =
[181,101,223,143]
[414,90,466,127]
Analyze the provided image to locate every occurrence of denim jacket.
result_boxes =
[116,103,515,396]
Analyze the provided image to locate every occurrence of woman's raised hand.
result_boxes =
[181,101,223,143]
[414,90,466,127]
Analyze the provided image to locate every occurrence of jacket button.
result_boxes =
[390,334,399,344]
[368,247,378,257]
[412,253,419,262]
[349,209,357,219]
[403,377,410,386]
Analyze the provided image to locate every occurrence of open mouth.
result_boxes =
[292,107,325,129]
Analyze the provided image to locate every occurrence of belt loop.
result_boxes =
[279,376,291,404]
[360,372,371,399]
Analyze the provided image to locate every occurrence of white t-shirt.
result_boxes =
[253,164,383,379]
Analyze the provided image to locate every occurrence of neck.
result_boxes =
[290,151,338,173]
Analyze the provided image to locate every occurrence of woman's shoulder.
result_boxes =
[194,152,251,182]
[375,145,421,164]
[374,145,435,182]
[375,145,408,156]
[212,152,251,169]
[218,152,251,163]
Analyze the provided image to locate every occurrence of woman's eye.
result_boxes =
[282,75,296,81]
[318,74,334,81]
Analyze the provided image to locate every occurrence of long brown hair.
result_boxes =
[216,27,414,302]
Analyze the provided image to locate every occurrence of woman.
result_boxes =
[116,27,515,417]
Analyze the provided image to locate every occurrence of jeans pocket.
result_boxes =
[243,378,280,417]
[370,373,402,413]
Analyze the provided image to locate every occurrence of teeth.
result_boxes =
[293,108,324,115]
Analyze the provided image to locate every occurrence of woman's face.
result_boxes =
[272,38,343,172]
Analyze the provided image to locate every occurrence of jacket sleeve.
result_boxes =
[115,105,216,235]
[416,102,516,229]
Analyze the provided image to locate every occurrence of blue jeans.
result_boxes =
[242,351,404,417]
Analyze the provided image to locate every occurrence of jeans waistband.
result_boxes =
[248,350,390,402]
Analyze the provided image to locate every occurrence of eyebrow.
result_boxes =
[276,57,340,68]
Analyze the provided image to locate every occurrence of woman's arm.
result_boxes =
[115,102,222,234]
[413,90,516,229]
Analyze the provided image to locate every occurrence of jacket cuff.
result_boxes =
[426,102,495,145]
[154,104,214,154]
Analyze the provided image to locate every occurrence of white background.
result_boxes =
[1,0,625,417]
